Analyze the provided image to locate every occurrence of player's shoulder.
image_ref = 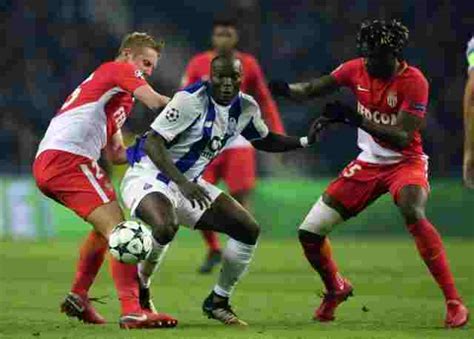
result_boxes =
[174,81,208,106]
[332,57,364,74]
[402,63,428,86]
[239,92,260,114]
[189,51,213,64]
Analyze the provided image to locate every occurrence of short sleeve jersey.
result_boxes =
[37,61,147,160]
[129,81,269,181]
[331,58,429,164]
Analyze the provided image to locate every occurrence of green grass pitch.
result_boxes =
[0,236,472,338]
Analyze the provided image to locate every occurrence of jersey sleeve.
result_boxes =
[150,92,199,142]
[399,73,429,118]
[467,37,474,72]
[112,62,148,93]
[245,56,285,134]
[330,59,360,88]
[240,98,270,141]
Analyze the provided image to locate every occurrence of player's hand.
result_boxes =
[323,101,363,127]
[268,80,291,97]
[307,116,333,144]
[178,181,213,210]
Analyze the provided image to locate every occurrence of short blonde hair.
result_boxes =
[118,32,164,55]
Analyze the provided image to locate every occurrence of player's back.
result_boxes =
[37,61,146,161]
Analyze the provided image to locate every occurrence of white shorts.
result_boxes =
[120,167,223,229]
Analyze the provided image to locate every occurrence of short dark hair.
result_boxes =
[212,17,238,30]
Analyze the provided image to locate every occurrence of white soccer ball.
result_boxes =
[109,221,153,264]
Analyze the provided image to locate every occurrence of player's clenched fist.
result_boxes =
[178,181,213,210]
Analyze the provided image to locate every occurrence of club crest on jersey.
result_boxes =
[134,69,144,79]
[387,91,397,108]
[165,108,180,122]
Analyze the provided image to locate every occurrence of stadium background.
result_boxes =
[1,1,473,338]
[0,0,472,239]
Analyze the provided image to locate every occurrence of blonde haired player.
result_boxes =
[33,32,177,329]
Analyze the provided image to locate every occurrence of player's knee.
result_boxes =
[298,197,343,236]
[151,221,178,245]
[398,202,426,224]
[233,220,260,245]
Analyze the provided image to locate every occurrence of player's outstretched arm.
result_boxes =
[144,132,212,209]
[269,75,340,101]
[134,84,170,111]
[463,71,474,188]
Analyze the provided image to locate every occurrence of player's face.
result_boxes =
[131,47,160,77]
[210,59,242,105]
[365,49,397,79]
[212,26,238,54]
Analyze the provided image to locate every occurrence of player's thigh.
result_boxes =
[135,192,179,243]
[121,168,179,242]
[195,192,260,245]
[299,197,344,235]
[222,147,256,195]
[324,160,386,219]
[34,150,118,224]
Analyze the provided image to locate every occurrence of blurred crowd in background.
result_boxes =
[1,0,472,176]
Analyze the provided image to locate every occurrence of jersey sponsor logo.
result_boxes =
[165,108,180,122]
[143,183,152,190]
[134,69,144,79]
[357,102,397,125]
[227,117,238,136]
[357,85,370,92]
[113,107,127,129]
[387,91,398,108]
[202,136,224,160]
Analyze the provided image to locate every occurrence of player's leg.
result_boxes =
[195,192,260,326]
[298,161,384,322]
[395,184,469,328]
[134,192,178,313]
[199,156,223,273]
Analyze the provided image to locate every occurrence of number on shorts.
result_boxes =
[343,163,362,178]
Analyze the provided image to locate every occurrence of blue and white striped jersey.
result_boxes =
[128,81,269,182]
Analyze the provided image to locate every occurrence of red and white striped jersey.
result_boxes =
[37,61,147,160]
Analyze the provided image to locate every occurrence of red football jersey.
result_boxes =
[37,61,147,160]
[331,58,429,164]
[182,51,284,135]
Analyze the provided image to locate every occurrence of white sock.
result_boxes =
[213,238,256,298]
[138,238,169,288]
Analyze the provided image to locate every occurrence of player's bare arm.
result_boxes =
[144,132,212,209]
[269,75,340,101]
[251,132,304,152]
[134,84,170,111]
[463,56,474,188]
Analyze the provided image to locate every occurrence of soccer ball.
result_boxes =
[108,221,153,264]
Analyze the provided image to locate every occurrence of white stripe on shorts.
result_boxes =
[79,164,110,203]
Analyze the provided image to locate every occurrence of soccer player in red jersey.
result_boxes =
[182,18,285,273]
[32,32,177,329]
[464,37,474,189]
[270,20,469,328]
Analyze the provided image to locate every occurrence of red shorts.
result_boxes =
[33,150,116,219]
[325,157,430,217]
[203,147,256,194]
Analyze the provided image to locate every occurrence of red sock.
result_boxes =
[109,258,141,315]
[407,219,461,302]
[71,231,107,297]
[299,234,342,292]
[201,230,221,252]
